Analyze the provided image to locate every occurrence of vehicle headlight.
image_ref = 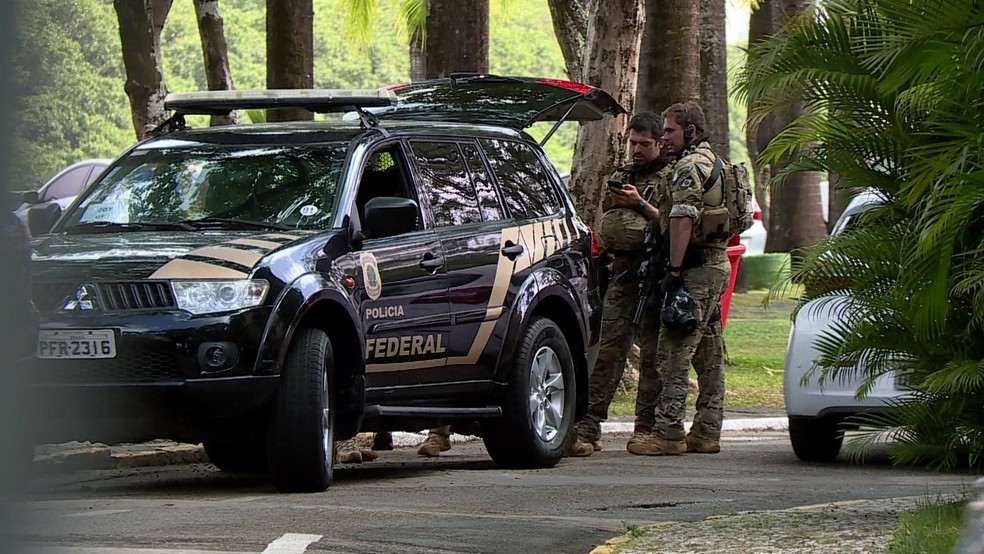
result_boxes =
[172,280,269,315]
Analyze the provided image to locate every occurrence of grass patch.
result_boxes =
[888,498,967,554]
[609,289,794,414]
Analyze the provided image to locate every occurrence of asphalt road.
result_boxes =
[9,431,973,554]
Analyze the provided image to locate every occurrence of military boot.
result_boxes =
[417,432,452,457]
[335,438,364,463]
[335,434,379,463]
[626,434,687,456]
[564,437,594,457]
[592,440,603,452]
[685,433,720,454]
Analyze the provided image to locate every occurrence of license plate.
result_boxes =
[37,329,117,360]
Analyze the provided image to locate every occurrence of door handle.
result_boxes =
[501,242,524,261]
[419,253,444,272]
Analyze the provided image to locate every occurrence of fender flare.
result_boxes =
[256,272,366,438]
[494,267,590,418]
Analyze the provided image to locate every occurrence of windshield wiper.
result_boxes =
[178,217,293,231]
[63,221,196,234]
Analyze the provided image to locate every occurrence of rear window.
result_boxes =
[62,143,347,230]
[480,139,560,219]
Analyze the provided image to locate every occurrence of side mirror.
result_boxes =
[362,197,419,239]
[21,190,40,205]
[27,202,62,236]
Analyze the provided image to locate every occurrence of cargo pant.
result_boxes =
[648,248,730,442]
[574,255,662,442]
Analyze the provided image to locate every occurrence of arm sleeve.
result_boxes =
[668,162,703,221]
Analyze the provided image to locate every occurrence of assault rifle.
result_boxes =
[632,221,669,326]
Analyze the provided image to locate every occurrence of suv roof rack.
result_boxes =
[163,89,398,129]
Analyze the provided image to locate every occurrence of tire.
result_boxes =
[482,317,576,469]
[203,438,267,473]
[788,415,844,462]
[267,328,335,492]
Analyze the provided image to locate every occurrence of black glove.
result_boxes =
[661,271,684,295]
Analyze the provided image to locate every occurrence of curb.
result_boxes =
[32,417,790,473]
[33,442,208,473]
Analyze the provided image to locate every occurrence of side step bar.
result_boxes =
[364,405,502,418]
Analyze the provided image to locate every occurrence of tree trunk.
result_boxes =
[569,0,644,229]
[266,0,313,122]
[746,0,777,230]
[194,0,236,126]
[115,0,172,139]
[409,27,426,81]
[635,0,700,113]
[424,0,489,78]
[699,0,729,160]
[546,0,587,81]
[763,0,827,254]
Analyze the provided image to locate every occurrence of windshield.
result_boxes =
[61,142,348,231]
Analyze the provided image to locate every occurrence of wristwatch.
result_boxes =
[632,200,647,214]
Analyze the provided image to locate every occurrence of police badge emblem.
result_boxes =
[360,252,382,300]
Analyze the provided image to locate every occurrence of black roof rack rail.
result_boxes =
[164,89,397,114]
[163,89,396,128]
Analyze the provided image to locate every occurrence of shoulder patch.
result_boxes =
[679,176,696,190]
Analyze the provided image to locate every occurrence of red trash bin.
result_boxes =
[721,243,746,329]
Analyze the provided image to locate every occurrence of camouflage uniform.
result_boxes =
[646,140,731,445]
[574,163,669,444]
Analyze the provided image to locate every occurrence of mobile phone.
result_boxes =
[607,180,624,191]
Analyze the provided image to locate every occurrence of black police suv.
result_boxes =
[26,75,621,491]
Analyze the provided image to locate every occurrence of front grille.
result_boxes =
[99,282,175,311]
[33,350,183,384]
[31,280,176,313]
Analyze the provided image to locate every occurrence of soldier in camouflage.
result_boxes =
[627,101,731,456]
[566,112,671,457]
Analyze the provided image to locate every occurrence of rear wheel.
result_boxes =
[267,328,335,492]
[789,415,844,462]
[482,317,576,469]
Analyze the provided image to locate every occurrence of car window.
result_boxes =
[410,141,483,228]
[61,144,347,229]
[480,139,560,219]
[42,166,91,201]
[461,142,504,222]
[84,164,107,187]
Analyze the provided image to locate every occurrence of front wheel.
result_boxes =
[788,415,844,462]
[482,317,576,469]
[267,328,335,492]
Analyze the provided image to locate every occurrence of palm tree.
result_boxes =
[740,0,984,470]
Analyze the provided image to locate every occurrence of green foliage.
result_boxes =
[20,0,749,192]
[888,497,966,554]
[742,0,984,470]
[13,0,132,191]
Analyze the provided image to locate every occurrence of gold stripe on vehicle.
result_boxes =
[260,233,302,241]
[227,238,282,250]
[545,219,558,258]
[149,259,248,279]
[187,246,263,268]
[447,226,520,366]
[366,359,446,373]
[513,223,533,273]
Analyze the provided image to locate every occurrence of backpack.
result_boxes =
[700,155,754,241]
